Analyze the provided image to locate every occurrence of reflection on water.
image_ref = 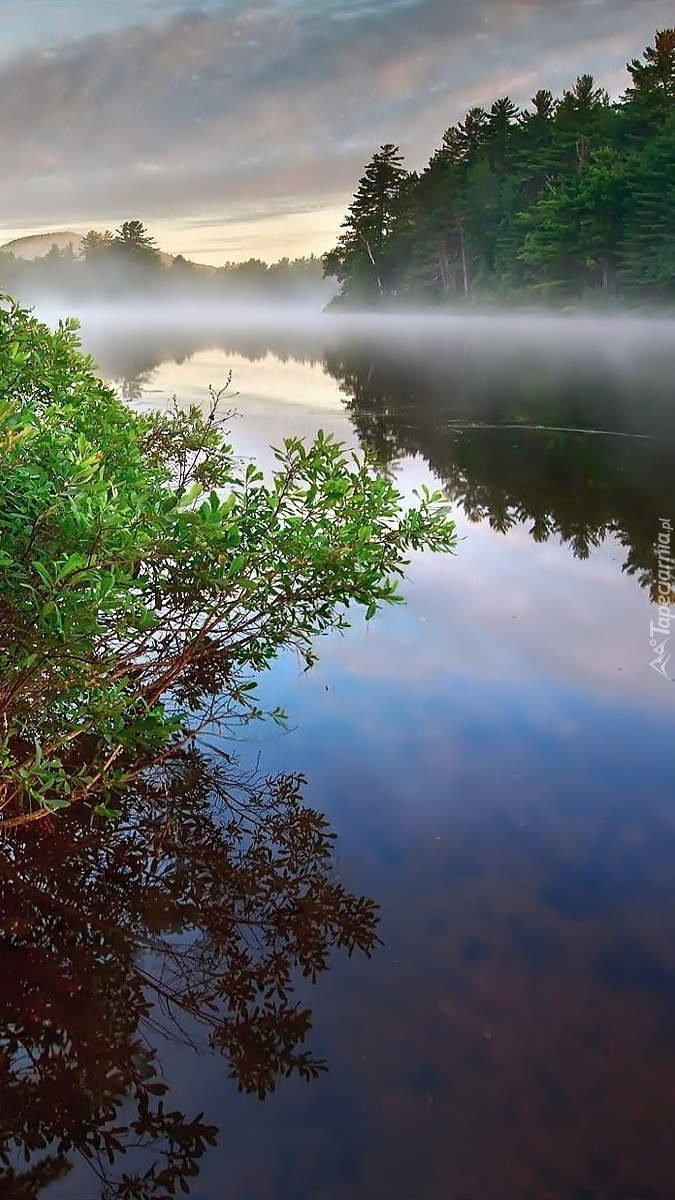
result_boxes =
[82,312,675,604]
[9,311,675,1198]
[0,748,378,1196]
[323,337,675,606]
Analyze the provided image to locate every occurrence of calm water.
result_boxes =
[4,311,675,1199]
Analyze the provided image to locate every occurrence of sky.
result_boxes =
[0,0,673,264]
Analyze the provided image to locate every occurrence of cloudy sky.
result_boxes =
[0,0,672,262]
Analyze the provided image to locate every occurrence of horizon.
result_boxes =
[0,1,673,265]
[0,223,330,268]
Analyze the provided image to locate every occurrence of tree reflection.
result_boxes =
[81,322,675,604]
[0,749,379,1197]
[323,341,675,602]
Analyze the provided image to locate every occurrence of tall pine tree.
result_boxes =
[323,145,407,304]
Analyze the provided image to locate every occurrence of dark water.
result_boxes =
[3,312,675,1199]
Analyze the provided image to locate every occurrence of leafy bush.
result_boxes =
[0,298,456,826]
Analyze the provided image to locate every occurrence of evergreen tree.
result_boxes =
[626,28,675,119]
[397,157,467,299]
[80,229,115,261]
[114,219,161,261]
[621,123,675,294]
[487,96,520,172]
[323,144,407,303]
[525,89,556,125]
[457,106,489,161]
[519,147,631,295]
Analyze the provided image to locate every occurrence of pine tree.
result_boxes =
[323,145,407,303]
[80,229,115,261]
[626,28,675,118]
[621,124,675,294]
[457,107,489,161]
[114,220,160,261]
[487,97,520,172]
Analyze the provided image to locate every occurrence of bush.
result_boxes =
[0,298,456,827]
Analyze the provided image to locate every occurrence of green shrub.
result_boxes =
[0,298,456,827]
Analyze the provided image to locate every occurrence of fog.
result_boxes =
[31,296,675,376]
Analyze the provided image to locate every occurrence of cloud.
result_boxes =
[0,0,671,233]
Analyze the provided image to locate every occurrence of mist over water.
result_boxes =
[31,297,675,412]
[34,295,675,347]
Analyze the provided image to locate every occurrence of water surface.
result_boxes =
[5,312,675,1199]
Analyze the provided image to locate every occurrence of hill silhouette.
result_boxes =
[1,231,83,259]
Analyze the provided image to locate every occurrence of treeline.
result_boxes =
[323,29,675,307]
[0,220,333,303]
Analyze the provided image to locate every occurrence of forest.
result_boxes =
[323,28,675,307]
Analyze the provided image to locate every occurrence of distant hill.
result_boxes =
[0,231,220,271]
[0,230,331,302]
[0,231,84,260]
